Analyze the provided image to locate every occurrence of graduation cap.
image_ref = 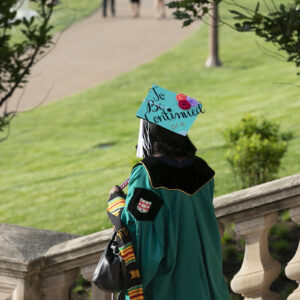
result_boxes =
[136,84,205,158]
[136,84,204,136]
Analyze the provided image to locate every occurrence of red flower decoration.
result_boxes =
[178,100,191,110]
[176,93,187,101]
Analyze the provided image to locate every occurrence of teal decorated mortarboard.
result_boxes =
[136,84,204,136]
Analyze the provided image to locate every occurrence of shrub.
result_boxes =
[223,115,292,188]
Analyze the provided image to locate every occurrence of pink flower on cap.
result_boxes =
[176,93,187,101]
[178,100,191,110]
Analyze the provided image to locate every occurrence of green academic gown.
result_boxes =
[120,156,230,300]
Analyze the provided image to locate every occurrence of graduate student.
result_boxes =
[107,85,230,300]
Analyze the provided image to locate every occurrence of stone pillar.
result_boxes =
[285,206,300,300]
[81,264,111,300]
[0,278,17,300]
[0,273,42,300]
[231,213,281,300]
[42,269,79,300]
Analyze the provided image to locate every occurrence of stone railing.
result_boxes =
[0,173,299,300]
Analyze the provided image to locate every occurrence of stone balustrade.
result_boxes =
[0,173,299,300]
[0,225,113,300]
[214,173,300,300]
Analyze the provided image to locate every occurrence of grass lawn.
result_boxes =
[12,0,100,42]
[0,1,299,235]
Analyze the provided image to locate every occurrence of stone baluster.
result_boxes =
[81,264,111,300]
[42,269,79,300]
[285,206,300,300]
[231,212,281,300]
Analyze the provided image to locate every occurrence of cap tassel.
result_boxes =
[136,119,144,158]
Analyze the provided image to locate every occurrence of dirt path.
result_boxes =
[8,0,199,112]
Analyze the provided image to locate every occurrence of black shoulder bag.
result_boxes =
[92,231,126,299]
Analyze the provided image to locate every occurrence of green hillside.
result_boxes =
[0,2,299,235]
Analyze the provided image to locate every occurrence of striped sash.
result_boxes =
[107,192,144,300]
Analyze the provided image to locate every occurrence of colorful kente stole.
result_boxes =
[107,192,144,300]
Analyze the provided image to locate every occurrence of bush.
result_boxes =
[223,115,292,188]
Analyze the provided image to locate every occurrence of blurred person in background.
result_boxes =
[129,0,140,18]
[154,0,165,18]
[103,0,115,17]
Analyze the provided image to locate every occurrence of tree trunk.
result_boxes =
[205,1,222,67]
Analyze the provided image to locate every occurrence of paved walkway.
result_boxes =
[9,0,199,112]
